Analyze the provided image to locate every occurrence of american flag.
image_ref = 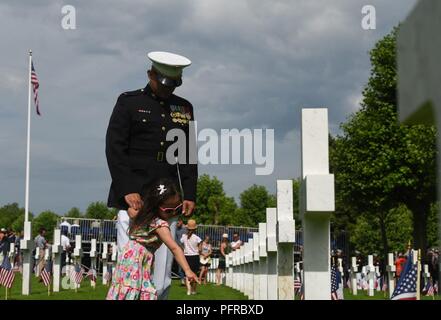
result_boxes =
[391,252,417,300]
[70,263,84,284]
[104,265,113,283]
[0,257,16,288]
[424,280,435,296]
[382,276,388,292]
[40,261,52,287]
[87,267,97,282]
[331,265,339,300]
[31,61,41,116]
[294,275,302,294]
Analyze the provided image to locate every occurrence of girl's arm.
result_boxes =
[220,243,226,257]
[156,226,199,283]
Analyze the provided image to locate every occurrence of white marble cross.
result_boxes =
[300,108,335,300]
[367,255,375,296]
[276,180,295,300]
[258,222,268,300]
[386,253,396,298]
[21,221,34,295]
[350,257,358,295]
[252,232,260,300]
[52,229,64,292]
[266,208,278,300]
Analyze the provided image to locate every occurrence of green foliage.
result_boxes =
[32,210,60,242]
[330,27,438,255]
[0,203,29,231]
[65,207,83,218]
[350,205,413,257]
[236,184,275,227]
[85,202,115,220]
[427,203,440,248]
[196,174,228,224]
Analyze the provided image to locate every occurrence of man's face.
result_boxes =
[42,230,46,237]
[0,233,4,240]
[148,70,177,99]
[233,234,239,241]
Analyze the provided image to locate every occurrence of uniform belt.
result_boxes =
[130,151,165,162]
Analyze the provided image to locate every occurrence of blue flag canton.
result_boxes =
[331,265,339,292]
[391,252,418,300]
[0,256,12,270]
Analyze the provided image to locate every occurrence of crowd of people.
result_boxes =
[0,226,73,276]
[174,217,244,295]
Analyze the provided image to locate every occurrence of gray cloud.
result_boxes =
[0,0,417,215]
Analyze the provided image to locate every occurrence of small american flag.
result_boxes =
[87,267,97,282]
[424,280,435,296]
[104,271,112,282]
[382,276,388,292]
[40,261,52,287]
[31,61,41,116]
[331,265,339,300]
[104,265,113,282]
[0,257,16,288]
[391,252,417,300]
[294,276,302,293]
[70,263,84,284]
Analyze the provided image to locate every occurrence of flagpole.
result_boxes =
[5,287,7,300]
[25,50,32,223]
[416,249,421,300]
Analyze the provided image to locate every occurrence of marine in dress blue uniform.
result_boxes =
[105,51,198,299]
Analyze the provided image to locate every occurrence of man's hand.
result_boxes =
[127,207,139,219]
[124,193,143,211]
[182,200,195,217]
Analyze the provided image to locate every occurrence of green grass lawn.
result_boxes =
[0,276,247,300]
[1,275,438,300]
[343,288,440,300]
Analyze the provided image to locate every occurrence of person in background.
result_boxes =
[175,218,187,285]
[34,228,48,275]
[14,230,24,272]
[0,228,9,265]
[395,253,406,281]
[7,229,16,247]
[231,233,242,250]
[61,229,71,272]
[180,219,201,295]
[60,219,71,234]
[199,235,212,284]
[216,234,231,286]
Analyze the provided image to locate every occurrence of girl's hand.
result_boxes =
[186,271,200,284]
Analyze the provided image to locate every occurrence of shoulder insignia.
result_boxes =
[121,88,143,97]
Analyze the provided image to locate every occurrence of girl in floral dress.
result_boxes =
[106,179,199,300]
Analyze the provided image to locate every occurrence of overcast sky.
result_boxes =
[0,0,418,215]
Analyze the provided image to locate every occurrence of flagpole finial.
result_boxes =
[29,50,32,55]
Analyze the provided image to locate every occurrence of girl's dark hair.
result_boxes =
[129,178,180,234]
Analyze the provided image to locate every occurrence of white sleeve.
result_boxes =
[180,234,185,244]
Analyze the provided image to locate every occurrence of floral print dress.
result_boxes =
[106,217,169,300]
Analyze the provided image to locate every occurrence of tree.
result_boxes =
[85,202,115,220]
[0,203,33,232]
[65,207,82,218]
[32,210,60,242]
[237,184,276,227]
[330,27,437,258]
[196,174,232,224]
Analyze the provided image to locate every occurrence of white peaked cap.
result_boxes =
[147,51,191,78]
